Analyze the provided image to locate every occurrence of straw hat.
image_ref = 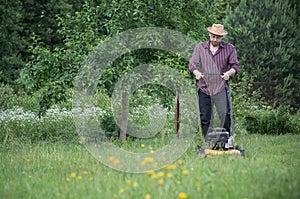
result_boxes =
[207,24,228,36]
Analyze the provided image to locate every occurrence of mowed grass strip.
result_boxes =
[0,134,299,199]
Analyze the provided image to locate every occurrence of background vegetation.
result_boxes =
[1,0,299,139]
[1,1,299,198]
[1,0,299,141]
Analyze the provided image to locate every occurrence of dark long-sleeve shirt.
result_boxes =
[189,41,240,95]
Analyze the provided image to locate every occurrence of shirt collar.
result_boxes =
[203,41,225,49]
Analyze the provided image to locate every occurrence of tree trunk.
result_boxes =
[119,91,128,140]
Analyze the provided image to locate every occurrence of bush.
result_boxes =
[0,83,39,111]
[243,106,299,135]
[0,106,77,145]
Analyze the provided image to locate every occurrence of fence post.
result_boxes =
[175,91,180,137]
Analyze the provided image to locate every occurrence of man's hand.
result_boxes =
[221,72,230,80]
[193,70,203,80]
[221,69,236,80]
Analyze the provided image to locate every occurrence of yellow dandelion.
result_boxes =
[108,156,115,161]
[164,164,176,170]
[83,170,88,175]
[157,171,164,177]
[146,170,155,176]
[89,177,94,181]
[182,170,189,175]
[77,176,82,180]
[145,157,153,163]
[66,177,70,182]
[151,174,158,179]
[113,158,120,165]
[70,172,76,178]
[119,188,125,193]
[150,150,154,153]
[141,144,145,148]
[169,164,176,170]
[177,159,184,165]
[132,182,138,188]
[126,179,132,185]
[145,194,151,199]
[141,157,154,166]
[178,192,187,199]
[157,179,164,185]
[166,173,173,179]
[141,160,147,166]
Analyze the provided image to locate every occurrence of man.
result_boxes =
[189,24,240,137]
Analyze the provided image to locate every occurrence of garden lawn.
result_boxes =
[1,134,299,199]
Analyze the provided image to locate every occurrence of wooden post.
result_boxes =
[175,91,180,138]
[120,91,128,140]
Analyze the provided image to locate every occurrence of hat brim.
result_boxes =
[207,27,228,36]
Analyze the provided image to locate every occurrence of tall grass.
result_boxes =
[0,106,77,145]
[1,134,299,199]
[1,85,299,198]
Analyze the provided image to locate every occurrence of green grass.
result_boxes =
[1,134,299,199]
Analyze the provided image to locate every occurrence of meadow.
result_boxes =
[1,133,299,199]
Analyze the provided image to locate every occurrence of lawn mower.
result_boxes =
[175,73,245,158]
[198,127,245,158]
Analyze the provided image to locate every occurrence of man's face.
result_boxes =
[209,33,223,47]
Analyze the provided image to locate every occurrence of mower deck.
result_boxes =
[199,148,245,158]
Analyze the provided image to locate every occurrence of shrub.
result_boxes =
[0,106,77,145]
[0,84,39,111]
[243,106,299,135]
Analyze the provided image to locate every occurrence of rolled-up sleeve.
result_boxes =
[228,46,240,74]
[189,44,201,74]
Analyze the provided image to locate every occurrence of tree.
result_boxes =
[21,0,217,115]
[0,0,89,88]
[225,0,300,109]
[20,3,106,115]
[0,0,25,86]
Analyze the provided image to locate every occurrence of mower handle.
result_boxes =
[201,72,223,75]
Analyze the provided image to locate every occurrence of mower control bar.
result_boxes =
[201,72,223,75]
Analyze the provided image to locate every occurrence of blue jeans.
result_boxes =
[197,88,231,137]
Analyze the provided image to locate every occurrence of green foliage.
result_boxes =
[230,71,265,121]
[210,0,241,21]
[2,0,299,118]
[20,0,216,116]
[243,106,300,135]
[94,88,119,137]
[0,0,25,86]
[225,0,300,109]
[230,72,299,136]
[0,84,39,111]
[94,86,175,139]
[0,107,77,145]
[21,0,74,47]
[102,0,215,41]
[21,3,105,115]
